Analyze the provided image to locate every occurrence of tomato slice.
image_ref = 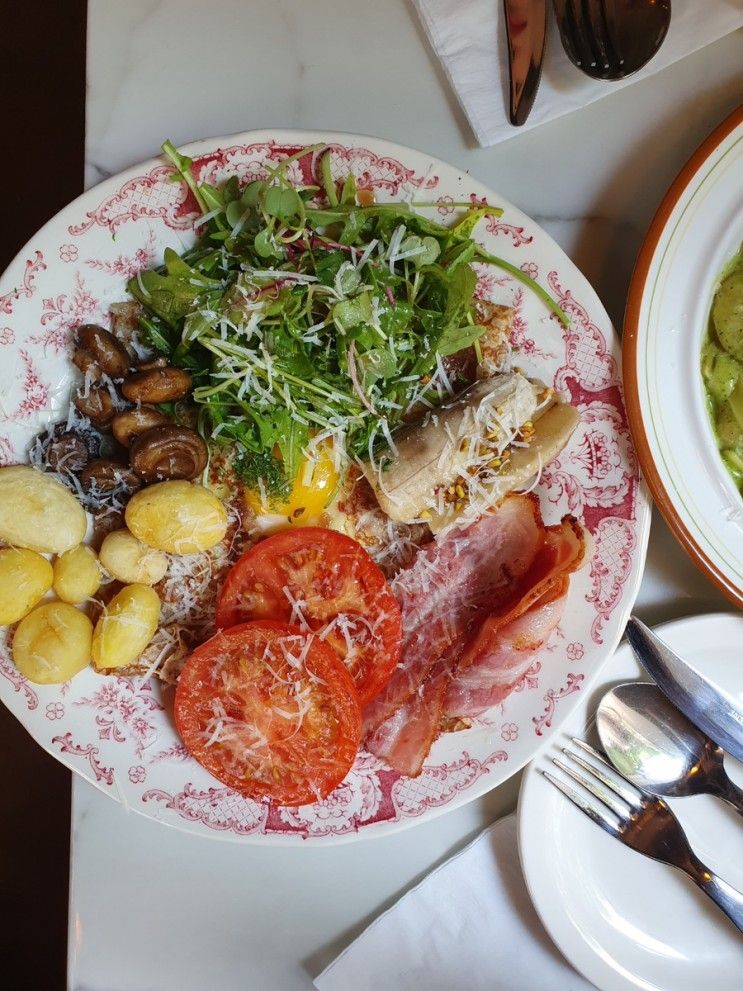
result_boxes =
[174,621,361,806]
[215,527,402,705]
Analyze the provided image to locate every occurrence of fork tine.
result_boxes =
[570,739,646,807]
[553,755,630,819]
[595,0,623,74]
[562,0,588,67]
[541,769,620,838]
[581,0,609,72]
[570,0,597,69]
[571,738,612,764]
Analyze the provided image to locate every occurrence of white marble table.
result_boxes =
[69,3,742,988]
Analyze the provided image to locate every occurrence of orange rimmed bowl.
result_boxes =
[624,105,743,607]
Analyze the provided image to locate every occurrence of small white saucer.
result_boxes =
[518,613,743,991]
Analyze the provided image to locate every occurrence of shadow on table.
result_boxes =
[569,73,743,332]
[636,509,734,627]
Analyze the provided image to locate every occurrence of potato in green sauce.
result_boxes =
[701,246,743,489]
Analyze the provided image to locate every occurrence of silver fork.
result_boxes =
[544,739,743,934]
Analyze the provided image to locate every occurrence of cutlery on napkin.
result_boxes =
[314,815,592,991]
[504,0,547,125]
[410,0,743,145]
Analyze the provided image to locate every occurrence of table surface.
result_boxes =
[69,3,742,989]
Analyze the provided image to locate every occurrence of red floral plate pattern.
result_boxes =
[0,131,649,843]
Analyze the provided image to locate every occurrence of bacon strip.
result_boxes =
[442,579,568,719]
[364,662,449,778]
[363,495,587,776]
[440,516,586,721]
[363,494,545,735]
[367,582,569,777]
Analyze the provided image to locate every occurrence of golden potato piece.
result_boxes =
[13,602,93,684]
[53,544,102,604]
[0,548,53,624]
[125,480,228,554]
[99,529,168,585]
[0,465,87,553]
[713,268,743,361]
[92,584,160,671]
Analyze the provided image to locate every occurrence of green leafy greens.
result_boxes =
[128,140,569,491]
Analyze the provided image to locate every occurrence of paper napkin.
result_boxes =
[314,815,593,991]
[411,0,743,146]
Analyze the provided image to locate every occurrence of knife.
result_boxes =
[503,0,547,126]
[625,616,743,762]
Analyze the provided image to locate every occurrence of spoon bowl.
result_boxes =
[596,682,743,812]
[553,0,672,81]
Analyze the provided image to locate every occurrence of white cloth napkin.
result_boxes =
[313,815,594,991]
[411,0,743,146]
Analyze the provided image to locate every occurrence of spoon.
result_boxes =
[552,0,672,80]
[596,682,743,814]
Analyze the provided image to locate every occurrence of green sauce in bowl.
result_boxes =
[701,245,743,489]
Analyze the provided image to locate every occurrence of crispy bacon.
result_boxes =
[442,578,568,719]
[366,582,568,776]
[364,662,449,777]
[362,494,545,735]
[363,494,587,776]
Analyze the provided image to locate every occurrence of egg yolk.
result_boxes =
[244,446,339,525]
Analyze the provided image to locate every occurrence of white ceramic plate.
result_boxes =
[0,130,649,842]
[518,613,743,991]
[624,107,743,606]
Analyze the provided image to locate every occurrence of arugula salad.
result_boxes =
[128,141,567,506]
